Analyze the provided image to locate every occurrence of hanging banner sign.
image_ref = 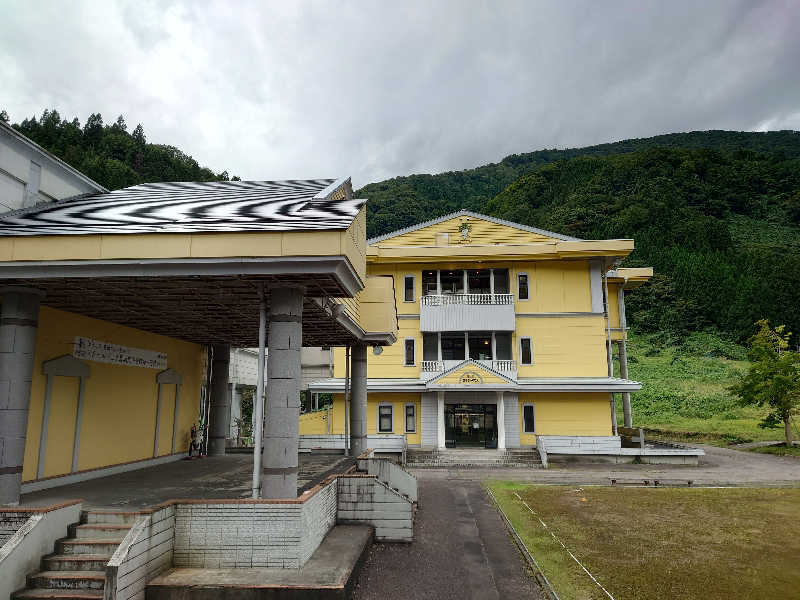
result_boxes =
[73,336,167,369]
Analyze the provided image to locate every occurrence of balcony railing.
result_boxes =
[420,293,514,306]
[421,359,517,373]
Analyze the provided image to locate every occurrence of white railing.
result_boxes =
[421,360,445,372]
[421,293,514,306]
[421,359,516,372]
[490,360,516,372]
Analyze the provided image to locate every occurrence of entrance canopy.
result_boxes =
[0,178,396,346]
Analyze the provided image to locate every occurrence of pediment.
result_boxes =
[426,360,516,387]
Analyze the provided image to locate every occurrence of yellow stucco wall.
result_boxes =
[298,410,330,434]
[374,215,559,247]
[319,393,422,446]
[23,306,204,482]
[518,392,613,445]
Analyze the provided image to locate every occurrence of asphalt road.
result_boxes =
[353,476,544,600]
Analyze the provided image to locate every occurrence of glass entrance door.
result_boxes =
[444,404,498,448]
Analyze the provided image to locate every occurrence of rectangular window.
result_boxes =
[440,270,465,295]
[405,404,416,433]
[495,332,512,360]
[422,333,439,361]
[422,270,438,296]
[441,331,466,360]
[523,404,535,433]
[467,269,491,295]
[468,331,492,360]
[404,338,416,366]
[379,405,393,433]
[493,269,509,294]
[520,337,533,365]
[403,275,415,302]
[517,273,529,300]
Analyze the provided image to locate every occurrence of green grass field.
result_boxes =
[617,331,794,445]
[489,482,800,600]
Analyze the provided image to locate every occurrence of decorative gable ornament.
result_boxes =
[459,371,483,384]
[459,221,472,240]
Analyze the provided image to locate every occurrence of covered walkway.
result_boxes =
[18,453,352,510]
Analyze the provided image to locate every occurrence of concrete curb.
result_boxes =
[485,487,560,600]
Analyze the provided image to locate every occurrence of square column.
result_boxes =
[262,287,303,498]
[0,287,43,505]
[437,391,445,448]
[618,340,632,428]
[349,344,368,457]
[207,344,231,456]
[496,391,506,450]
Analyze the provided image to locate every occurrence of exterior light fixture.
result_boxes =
[373,345,383,355]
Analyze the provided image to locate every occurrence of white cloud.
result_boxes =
[1,0,798,187]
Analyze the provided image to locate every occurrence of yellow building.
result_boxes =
[308,210,652,451]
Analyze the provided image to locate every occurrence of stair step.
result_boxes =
[70,524,130,539]
[27,572,105,591]
[12,589,104,599]
[58,539,124,555]
[82,510,139,525]
[42,555,112,571]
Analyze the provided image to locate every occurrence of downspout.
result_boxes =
[602,264,618,436]
[344,345,351,456]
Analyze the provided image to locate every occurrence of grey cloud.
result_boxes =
[1,0,798,187]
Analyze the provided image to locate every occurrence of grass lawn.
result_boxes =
[617,331,791,445]
[750,445,800,457]
[489,482,800,600]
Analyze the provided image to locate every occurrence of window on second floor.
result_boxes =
[467,269,491,295]
[518,273,529,300]
[422,333,439,361]
[404,338,416,366]
[493,269,510,294]
[440,270,465,295]
[520,337,533,365]
[441,331,466,360]
[468,331,492,360]
[422,270,438,296]
[495,332,512,360]
[404,275,415,302]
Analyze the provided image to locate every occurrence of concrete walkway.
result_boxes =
[354,477,543,600]
[19,453,351,509]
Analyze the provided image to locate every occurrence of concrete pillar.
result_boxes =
[0,287,43,505]
[496,391,506,450]
[262,287,303,498]
[207,344,231,456]
[229,383,241,441]
[618,341,632,428]
[437,391,445,449]
[350,344,367,457]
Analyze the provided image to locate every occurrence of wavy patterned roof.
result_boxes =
[0,177,362,235]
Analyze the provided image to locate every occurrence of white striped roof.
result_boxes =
[0,177,362,236]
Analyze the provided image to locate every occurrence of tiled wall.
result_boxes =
[172,479,338,569]
[107,506,175,600]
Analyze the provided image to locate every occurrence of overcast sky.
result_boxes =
[2,0,799,187]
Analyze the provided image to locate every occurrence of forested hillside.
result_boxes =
[360,130,800,238]
[2,109,235,189]
[362,133,800,342]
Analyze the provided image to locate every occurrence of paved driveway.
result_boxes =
[354,475,543,600]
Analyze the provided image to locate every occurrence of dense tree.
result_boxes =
[9,109,234,190]
[730,321,800,446]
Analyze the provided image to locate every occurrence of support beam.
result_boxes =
[618,340,632,428]
[437,391,445,449]
[496,391,506,450]
[251,288,267,498]
[0,287,42,505]
[262,286,303,499]
[207,343,231,456]
[350,344,367,457]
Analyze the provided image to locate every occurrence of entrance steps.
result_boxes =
[407,448,542,468]
[12,510,134,600]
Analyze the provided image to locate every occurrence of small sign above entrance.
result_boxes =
[459,371,483,384]
[73,336,167,369]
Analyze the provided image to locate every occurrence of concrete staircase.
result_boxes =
[406,448,542,468]
[13,511,135,600]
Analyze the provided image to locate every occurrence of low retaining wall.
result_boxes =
[106,505,175,600]
[357,457,418,503]
[0,501,82,600]
[538,435,704,467]
[337,474,413,542]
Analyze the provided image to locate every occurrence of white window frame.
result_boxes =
[520,336,533,365]
[517,272,529,301]
[404,337,416,366]
[522,403,536,434]
[403,274,416,303]
[377,403,394,433]
[404,403,417,433]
